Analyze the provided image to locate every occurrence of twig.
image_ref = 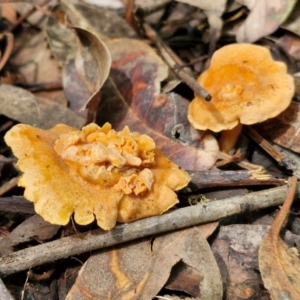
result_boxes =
[0,183,299,276]
[21,81,63,93]
[188,169,284,189]
[143,22,211,101]
[244,126,283,164]
[0,277,14,300]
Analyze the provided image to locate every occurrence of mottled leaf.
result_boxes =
[236,0,296,42]
[259,176,300,300]
[97,38,219,171]
[66,226,222,300]
[252,101,300,154]
[0,84,85,129]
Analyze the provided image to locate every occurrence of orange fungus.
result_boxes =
[4,123,190,230]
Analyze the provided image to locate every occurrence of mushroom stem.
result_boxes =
[219,122,243,154]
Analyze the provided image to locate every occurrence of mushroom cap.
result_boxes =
[4,123,190,230]
[188,43,295,132]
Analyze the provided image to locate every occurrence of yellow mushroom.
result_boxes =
[188,43,295,153]
[4,123,190,230]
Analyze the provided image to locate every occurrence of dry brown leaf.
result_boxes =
[98,38,219,171]
[0,215,60,256]
[235,0,296,42]
[0,84,85,129]
[252,101,300,154]
[259,176,300,299]
[66,226,222,300]
[47,5,111,111]
[10,31,61,85]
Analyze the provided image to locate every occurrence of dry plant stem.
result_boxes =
[26,82,63,92]
[244,126,283,164]
[143,23,211,101]
[1,183,300,276]
[0,277,14,300]
[189,170,284,189]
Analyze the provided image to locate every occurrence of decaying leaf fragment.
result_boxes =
[259,176,300,299]
[4,123,190,230]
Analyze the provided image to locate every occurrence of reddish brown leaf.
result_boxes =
[66,226,222,300]
[97,38,219,170]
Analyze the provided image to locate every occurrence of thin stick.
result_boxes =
[143,23,212,101]
[0,183,299,276]
[244,126,283,164]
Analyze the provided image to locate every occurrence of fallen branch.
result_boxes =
[0,183,298,276]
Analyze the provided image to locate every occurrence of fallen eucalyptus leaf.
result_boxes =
[0,84,85,129]
[66,226,222,300]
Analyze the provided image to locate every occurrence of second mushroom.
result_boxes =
[188,43,295,153]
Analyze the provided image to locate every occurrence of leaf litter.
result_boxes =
[1,0,300,299]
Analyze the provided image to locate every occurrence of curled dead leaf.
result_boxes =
[47,5,111,111]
